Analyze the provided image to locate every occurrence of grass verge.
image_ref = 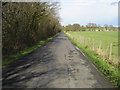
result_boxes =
[66,33,120,88]
[2,33,58,69]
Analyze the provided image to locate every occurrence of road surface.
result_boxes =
[3,32,114,88]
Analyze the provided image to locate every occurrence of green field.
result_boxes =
[66,31,119,87]
[68,31,118,61]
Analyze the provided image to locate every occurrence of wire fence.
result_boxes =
[66,33,118,67]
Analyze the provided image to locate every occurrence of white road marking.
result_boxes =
[75,46,86,57]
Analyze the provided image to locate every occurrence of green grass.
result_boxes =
[68,31,118,58]
[66,31,119,87]
[2,34,58,69]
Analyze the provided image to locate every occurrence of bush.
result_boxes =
[2,2,61,56]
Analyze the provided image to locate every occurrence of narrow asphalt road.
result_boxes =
[3,32,114,88]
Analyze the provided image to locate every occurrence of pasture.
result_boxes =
[67,31,118,64]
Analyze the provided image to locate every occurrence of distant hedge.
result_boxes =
[2,2,61,56]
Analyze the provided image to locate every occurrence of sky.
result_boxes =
[59,0,119,27]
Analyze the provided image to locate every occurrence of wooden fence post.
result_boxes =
[92,39,95,51]
[109,43,112,60]
[98,42,102,56]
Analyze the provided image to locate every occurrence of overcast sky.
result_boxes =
[59,0,118,26]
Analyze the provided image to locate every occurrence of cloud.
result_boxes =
[110,2,118,6]
[60,0,118,26]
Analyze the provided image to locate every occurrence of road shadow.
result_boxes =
[2,35,66,88]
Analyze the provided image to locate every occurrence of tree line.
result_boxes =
[2,2,61,56]
[63,23,118,32]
